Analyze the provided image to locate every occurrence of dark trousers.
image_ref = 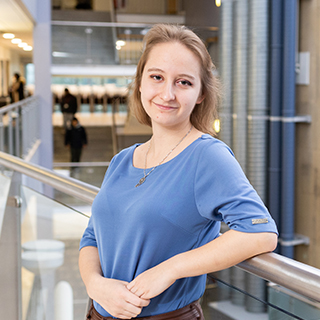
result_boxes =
[71,147,82,163]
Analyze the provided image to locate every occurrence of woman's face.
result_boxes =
[139,42,204,130]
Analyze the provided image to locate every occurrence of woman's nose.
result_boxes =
[160,82,175,101]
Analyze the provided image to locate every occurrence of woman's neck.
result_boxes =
[146,123,202,164]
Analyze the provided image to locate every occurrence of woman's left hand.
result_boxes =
[127,263,176,299]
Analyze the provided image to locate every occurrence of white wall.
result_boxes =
[21,0,37,21]
[9,50,23,78]
[0,45,10,97]
[93,0,112,11]
[0,46,10,61]
[0,45,24,96]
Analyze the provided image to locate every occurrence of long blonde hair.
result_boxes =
[129,24,221,135]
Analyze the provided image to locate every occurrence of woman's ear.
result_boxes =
[196,93,205,104]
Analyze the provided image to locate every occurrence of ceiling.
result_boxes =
[0,0,34,56]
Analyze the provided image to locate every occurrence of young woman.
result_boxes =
[79,24,278,320]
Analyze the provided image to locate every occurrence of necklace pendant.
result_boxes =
[135,177,146,187]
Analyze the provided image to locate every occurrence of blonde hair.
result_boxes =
[129,24,221,135]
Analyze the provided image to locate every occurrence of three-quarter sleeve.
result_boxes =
[194,141,278,234]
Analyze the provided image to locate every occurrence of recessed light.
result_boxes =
[11,38,22,44]
[18,42,28,48]
[3,33,15,39]
[23,46,33,51]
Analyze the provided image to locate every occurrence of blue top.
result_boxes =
[80,134,278,318]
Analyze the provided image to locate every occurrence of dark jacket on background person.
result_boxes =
[61,90,78,114]
[11,73,25,102]
[65,122,87,149]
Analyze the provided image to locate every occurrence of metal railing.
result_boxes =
[0,151,98,204]
[1,151,320,318]
[0,96,40,158]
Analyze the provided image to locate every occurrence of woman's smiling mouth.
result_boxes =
[153,102,177,111]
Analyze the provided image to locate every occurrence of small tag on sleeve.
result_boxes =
[252,218,268,225]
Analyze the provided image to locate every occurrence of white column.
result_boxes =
[33,0,53,170]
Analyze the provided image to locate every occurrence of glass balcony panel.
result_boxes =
[51,24,218,66]
[52,25,117,65]
[0,97,39,157]
[20,185,90,320]
[1,117,10,154]
[268,283,320,320]
[0,171,11,219]
[201,269,320,320]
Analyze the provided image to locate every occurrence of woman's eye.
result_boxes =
[178,80,192,86]
[151,75,162,81]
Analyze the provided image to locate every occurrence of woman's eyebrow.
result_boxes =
[146,67,164,73]
[146,68,196,80]
[178,74,196,80]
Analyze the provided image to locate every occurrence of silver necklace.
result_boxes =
[135,125,193,187]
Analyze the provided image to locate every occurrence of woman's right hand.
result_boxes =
[87,274,150,319]
[79,247,150,319]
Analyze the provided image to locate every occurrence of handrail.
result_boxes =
[0,151,99,204]
[0,151,320,303]
[0,96,38,115]
[238,252,320,303]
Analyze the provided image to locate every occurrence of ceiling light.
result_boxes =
[18,42,28,48]
[3,33,15,39]
[23,46,33,51]
[11,38,22,44]
[116,40,126,47]
[215,0,221,7]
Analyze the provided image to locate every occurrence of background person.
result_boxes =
[65,117,87,169]
[10,73,25,102]
[61,88,78,129]
[79,24,278,320]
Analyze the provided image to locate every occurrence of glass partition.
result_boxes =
[0,97,40,157]
[20,185,90,320]
[0,171,11,219]
[51,23,218,67]
[200,268,320,320]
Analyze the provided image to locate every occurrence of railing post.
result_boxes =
[0,171,22,320]
[8,110,13,155]
[0,114,4,151]
[15,106,21,157]
[21,106,27,157]
[111,99,118,155]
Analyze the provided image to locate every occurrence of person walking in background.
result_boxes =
[65,117,87,170]
[10,73,25,102]
[61,88,78,130]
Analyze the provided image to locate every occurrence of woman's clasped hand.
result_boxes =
[84,264,150,318]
